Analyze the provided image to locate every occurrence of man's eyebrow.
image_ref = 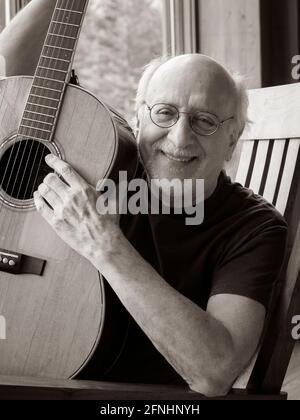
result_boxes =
[150,100,218,115]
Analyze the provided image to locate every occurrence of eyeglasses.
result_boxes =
[146,103,234,136]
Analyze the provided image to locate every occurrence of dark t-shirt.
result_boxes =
[103,168,288,385]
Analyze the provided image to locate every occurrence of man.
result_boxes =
[0,0,287,397]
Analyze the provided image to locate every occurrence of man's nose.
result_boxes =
[167,115,196,148]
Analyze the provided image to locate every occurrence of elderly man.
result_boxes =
[0,0,287,397]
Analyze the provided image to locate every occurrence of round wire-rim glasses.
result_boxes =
[146,103,234,136]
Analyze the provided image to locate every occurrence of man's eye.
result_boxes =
[195,116,215,128]
[197,117,214,125]
[156,109,174,116]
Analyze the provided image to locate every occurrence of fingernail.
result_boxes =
[45,154,54,162]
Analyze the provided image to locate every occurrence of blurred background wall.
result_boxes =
[1,0,299,120]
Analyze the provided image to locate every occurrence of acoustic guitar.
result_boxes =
[0,0,137,379]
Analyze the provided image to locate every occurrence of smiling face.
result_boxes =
[137,55,240,198]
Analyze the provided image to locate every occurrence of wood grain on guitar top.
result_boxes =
[0,76,131,379]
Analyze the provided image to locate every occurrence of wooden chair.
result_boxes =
[230,83,300,398]
[0,83,299,400]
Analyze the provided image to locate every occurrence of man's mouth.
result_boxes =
[160,150,198,163]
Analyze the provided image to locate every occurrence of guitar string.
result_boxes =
[0,0,86,258]
[0,0,71,212]
[27,0,80,202]
[14,0,74,202]
[28,0,87,203]
[21,0,77,202]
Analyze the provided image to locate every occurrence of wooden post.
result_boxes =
[198,0,262,89]
[0,1,5,32]
[260,0,300,87]
[162,0,199,55]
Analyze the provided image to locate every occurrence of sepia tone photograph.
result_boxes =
[0,0,299,405]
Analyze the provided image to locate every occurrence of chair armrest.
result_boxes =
[0,375,287,400]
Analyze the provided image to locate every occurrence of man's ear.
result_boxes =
[225,133,239,162]
[135,117,140,135]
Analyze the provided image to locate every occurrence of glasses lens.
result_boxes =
[151,104,178,127]
[192,112,219,135]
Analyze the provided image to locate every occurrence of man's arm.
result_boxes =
[0,0,55,76]
[92,234,266,397]
[34,155,266,397]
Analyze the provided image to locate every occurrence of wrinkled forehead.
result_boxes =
[146,57,237,115]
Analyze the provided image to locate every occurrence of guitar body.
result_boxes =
[0,76,137,378]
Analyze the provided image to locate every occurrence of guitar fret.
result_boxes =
[25,110,55,118]
[48,33,76,40]
[30,94,60,102]
[27,102,57,110]
[20,0,88,146]
[28,95,60,110]
[56,0,86,13]
[23,117,53,126]
[31,87,61,102]
[49,22,79,39]
[41,55,69,63]
[35,76,65,84]
[33,78,65,93]
[19,124,50,140]
[44,44,73,52]
[46,34,76,50]
[32,85,61,93]
[52,20,79,27]
[53,9,83,26]
[20,124,52,134]
[56,8,83,14]
[36,66,68,82]
[38,65,67,74]
[42,47,73,62]
[39,56,70,74]
[19,133,49,142]
[24,110,55,119]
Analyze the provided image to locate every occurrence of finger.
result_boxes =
[38,182,63,209]
[45,155,83,189]
[34,191,55,222]
[43,172,70,200]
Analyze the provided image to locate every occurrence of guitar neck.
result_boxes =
[19,0,89,142]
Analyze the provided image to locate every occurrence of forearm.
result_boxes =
[0,0,55,76]
[92,233,240,396]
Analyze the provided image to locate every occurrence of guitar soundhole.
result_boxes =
[0,139,53,201]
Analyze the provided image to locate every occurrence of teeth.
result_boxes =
[162,151,195,162]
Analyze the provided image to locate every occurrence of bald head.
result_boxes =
[148,55,237,112]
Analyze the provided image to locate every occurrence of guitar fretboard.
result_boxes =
[19,0,88,142]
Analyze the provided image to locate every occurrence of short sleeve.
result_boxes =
[210,220,288,310]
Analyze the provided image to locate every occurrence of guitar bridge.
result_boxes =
[0,249,46,276]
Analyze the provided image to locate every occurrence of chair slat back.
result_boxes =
[232,83,300,394]
[235,138,300,216]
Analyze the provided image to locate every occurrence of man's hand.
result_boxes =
[34,154,120,265]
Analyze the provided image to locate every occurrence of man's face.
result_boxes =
[137,55,239,198]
